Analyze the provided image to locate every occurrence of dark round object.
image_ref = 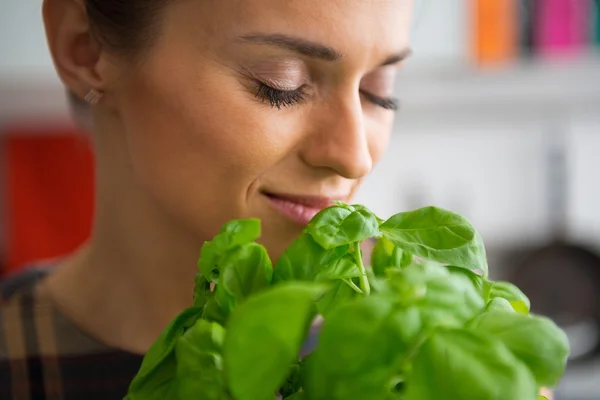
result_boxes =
[511,242,600,364]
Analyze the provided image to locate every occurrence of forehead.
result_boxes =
[174,0,413,61]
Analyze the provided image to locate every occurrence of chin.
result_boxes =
[255,213,304,263]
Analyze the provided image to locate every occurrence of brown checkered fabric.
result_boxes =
[0,267,143,400]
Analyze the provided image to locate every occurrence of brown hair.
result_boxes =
[85,0,169,56]
[69,0,169,126]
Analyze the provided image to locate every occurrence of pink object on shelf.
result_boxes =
[535,0,591,57]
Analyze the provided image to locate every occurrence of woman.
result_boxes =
[0,1,558,399]
[0,0,413,398]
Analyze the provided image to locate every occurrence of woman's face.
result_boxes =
[108,0,413,259]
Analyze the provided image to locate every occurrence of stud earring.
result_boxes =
[84,88,103,105]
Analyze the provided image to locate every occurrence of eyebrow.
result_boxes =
[239,33,411,66]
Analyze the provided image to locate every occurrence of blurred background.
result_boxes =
[0,1,599,398]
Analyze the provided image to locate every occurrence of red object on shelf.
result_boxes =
[1,126,95,275]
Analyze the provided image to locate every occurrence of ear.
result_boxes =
[42,0,105,102]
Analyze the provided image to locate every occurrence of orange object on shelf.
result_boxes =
[1,126,95,275]
[472,0,519,65]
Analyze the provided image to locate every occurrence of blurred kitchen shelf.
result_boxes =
[1,53,600,130]
[396,52,600,117]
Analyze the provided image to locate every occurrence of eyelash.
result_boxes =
[360,90,400,111]
[254,82,399,112]
[255,83,307,110]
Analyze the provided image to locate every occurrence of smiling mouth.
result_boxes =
[262,192,340,226]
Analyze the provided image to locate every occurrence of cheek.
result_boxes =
[126,64,290,174]
[120,75,267,181]
[112,55,300,234]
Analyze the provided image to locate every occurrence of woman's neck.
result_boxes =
[45,238,198,355]
[44,116,204,354]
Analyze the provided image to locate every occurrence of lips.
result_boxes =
[263,192,341,226]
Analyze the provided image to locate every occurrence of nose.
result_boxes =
[299,92,373,180]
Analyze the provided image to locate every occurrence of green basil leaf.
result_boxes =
[315,279,358,317]
[418,277,485,328]
[380,207,488,275]
[306,205,380,249]
[273,233,349,283]
[386,376,407,400]
[399,250,414,269]
[484,280,531,314]
[510,300,531,314]
[366,269,387,294]
[214,218,261,248]
[214,284,237,319]
[466,297,516,329]
[388,259,450,284]
[126,307,202,399]
[405,328,538,400]
[283,393,305,400]
[470,312,570,387]
[386,263,485,328]
[221,243,273,302]
[204,243,274,322]
[279,358,302,399]
[199,241,221,283]
[352,204,384,223]
[314,254,361,281]
[371,237,400,276]
[305,295,417,400]
[202,294,229,326]
[193,273,211,308]
[446,265,485,292]
[224,282,325,400]
[371,236,415,278]
[484,297,516,313]
[175,319,226,400]
[198,218,262,283]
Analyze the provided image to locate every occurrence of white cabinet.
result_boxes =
[355,57,600,249]
[355,119,551,246]
[569,113,600,245]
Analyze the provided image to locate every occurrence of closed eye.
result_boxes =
[254,83,307,109]
[360,90,399,111]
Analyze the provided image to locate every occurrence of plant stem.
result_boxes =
[354,242,371,296]
[342,279,364,294]
[397,329,434,371]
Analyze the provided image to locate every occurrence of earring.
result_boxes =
[84,88,103,105]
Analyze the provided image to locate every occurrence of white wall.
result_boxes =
[0,0,55,77]
[0,0,473,77]
[410,0,469,60]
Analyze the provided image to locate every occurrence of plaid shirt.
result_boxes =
[0,267,143,400]
[0,267,326,400]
